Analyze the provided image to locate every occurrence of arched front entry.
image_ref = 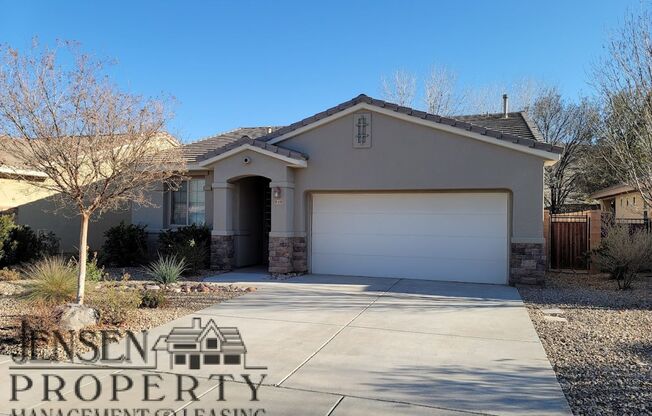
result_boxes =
[230,176,271,267]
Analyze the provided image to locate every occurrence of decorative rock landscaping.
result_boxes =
[520,272,651,415]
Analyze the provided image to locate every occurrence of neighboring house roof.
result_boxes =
[257,94,563,156]
[0,136,48,178]
[182,127,281,163]
[591,184,637,200]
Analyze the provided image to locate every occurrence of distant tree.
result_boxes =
[381,69,416,106]
[593,8,652,206]
[530,87,599,213]
[423,65,460,116]
[0,42,185,304]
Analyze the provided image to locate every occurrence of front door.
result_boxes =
[189,354,200,370]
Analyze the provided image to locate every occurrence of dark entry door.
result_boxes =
[189,355,200,370]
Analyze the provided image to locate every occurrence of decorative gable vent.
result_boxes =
[353,113,371,148]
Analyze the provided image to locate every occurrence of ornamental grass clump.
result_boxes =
[143,255,186,285]
[593,224,652,289]
[23,257,77,304]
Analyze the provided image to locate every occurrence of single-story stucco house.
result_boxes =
[591,183,648,220]
[135,94,562,285]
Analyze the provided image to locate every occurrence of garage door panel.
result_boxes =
[312,233,507,260]
[311,193,509,284]
[311,253,506,283]
[312,212,506,237]
[314,193,507,215]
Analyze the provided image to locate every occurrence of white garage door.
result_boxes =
[311,193,509,284]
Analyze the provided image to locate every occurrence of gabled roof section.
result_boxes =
[182,127,282,163]
[194,137,308,168]
[257,94,563,159]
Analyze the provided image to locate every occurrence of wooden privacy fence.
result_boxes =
[544,210,602,271]
[549,214,590,270]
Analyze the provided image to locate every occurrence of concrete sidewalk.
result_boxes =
[1,271,571,415]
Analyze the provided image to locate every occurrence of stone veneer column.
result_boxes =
[268,236,307,274]
[509,242,546,285]
[210,235,234,271]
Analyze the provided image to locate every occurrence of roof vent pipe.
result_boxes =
[502,94,509,118]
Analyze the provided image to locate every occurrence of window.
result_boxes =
[206,338,218,349]
[224,354,241,365]
[204,354,220,365]
[171,178,206,225]
[175,354,186,365]
[634,197,636,206]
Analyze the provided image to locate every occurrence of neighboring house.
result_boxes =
[153,317,246,370]
[136,94,562,285]
[591,184,648,220]
[0,133,178,252]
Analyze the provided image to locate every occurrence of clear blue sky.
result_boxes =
[0,1,642,142]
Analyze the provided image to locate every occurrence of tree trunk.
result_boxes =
[76,213,90,305]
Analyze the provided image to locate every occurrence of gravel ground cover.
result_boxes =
[0,278,252,359]
[520,272,651,415]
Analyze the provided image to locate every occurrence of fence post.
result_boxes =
[588,210,602,273]
[543,210,550,270]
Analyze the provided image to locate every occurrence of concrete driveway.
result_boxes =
[1,270,571,416]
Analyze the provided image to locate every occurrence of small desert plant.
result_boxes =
[23,257,77,304]
[72,252,106,282]
[593,224,652,289]
[101,222,148,266]
[143,255,186,284]
[0,267,21,281]
[139,290,167,308]
[87,285,141,325]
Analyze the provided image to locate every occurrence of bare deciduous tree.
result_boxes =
[530,88,599,212]
[0,43,186,304]
[594,8,652,207]
[424,65,460,116]
[381,69,416,106]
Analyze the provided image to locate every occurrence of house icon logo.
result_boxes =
[153,317,264,371]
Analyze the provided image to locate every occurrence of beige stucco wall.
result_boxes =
[0,177,52,211]
[280,111,546,243]
[614,191,647,219]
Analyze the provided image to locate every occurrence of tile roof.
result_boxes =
[183,127,281,163]
[452,111,544,142]
[193,136,308,165]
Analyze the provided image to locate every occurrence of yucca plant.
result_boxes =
[143,255,186,284]
[23,257,77,304]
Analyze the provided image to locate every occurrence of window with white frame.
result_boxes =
[171,178,206,225]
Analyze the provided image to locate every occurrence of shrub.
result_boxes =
[101,222,148,266]
[0,214,16,264]
[0,267,21,281]
[593,224,652,289]
[87,285,141,325]
[23,257,77,304]
[158,225,210,274]
[139,290,167,308]
[0,215,60,267]
[143,255,186,284]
